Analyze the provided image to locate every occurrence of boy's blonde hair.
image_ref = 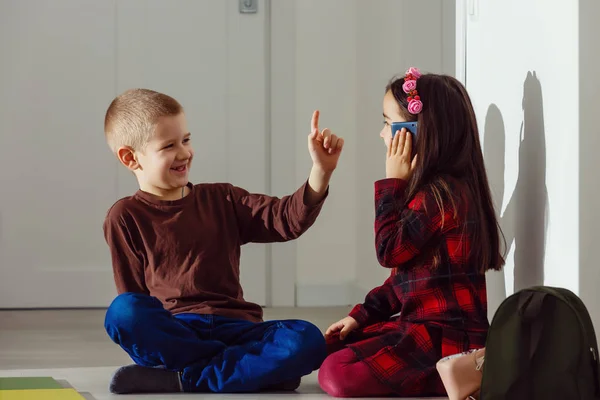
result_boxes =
[104,89,183,153]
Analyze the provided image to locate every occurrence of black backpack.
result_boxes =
[481,286,600,399]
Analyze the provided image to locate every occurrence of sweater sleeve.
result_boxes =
[230,180,328,244]
[374,178,453,269]
[103,206,148,295]
[349,275,402,326]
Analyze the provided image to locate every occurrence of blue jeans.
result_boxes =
[104,293,326,393]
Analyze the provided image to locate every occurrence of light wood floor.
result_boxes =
[0,307,443,399]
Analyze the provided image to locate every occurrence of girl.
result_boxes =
[318,67,505,398]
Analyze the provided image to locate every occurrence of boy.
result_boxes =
[102,89,344,394]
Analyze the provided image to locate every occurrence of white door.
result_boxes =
[0,0,269,308]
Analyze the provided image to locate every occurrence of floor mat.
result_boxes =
[0,377,62,390]
[0,377,86,399]
[0,388,85,399]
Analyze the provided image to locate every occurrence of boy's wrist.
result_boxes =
[305,165,332,206]
[311,164,332,178]
[309,164,332,191]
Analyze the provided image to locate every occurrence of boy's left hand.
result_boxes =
[308,110,344,173]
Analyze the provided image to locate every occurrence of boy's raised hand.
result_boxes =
[308,110,344,173]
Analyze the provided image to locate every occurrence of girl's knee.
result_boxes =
[318,353,351,398]
[318,349,388,398]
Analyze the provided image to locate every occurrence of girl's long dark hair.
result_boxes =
[387,73,505,273]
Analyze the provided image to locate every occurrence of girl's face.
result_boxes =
[380,90,407,148]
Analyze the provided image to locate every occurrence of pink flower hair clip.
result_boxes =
[402,67,423,114]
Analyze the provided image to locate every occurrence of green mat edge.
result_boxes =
[0,377,63,390]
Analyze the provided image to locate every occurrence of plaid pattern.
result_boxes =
[343,177,489,396]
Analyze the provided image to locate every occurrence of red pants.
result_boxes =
[318,339,392,398]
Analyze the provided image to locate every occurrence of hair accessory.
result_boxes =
[403,67,423,114]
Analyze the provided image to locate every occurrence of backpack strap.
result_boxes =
[518,291,547,362]
[505,291,548,398]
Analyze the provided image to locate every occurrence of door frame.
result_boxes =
[267,0,297,307]
[455,0,468,85]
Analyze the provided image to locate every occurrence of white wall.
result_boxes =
[0,0,119,307]
[464,0,580,319]
[0,0,458,309]
[270,0,455,306]
[293,0,359,305]
[0,0,271,307]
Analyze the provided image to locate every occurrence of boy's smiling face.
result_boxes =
[118,112,194,199]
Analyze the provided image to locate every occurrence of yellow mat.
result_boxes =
[0,388,85,400]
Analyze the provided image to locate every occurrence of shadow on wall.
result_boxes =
[483,103,507,319]
[483,71,549,319]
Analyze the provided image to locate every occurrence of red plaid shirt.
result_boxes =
[341,177,489,396]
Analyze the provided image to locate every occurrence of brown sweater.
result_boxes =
[103,181,326,322]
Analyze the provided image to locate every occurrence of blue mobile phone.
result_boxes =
[391,121,417,138]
